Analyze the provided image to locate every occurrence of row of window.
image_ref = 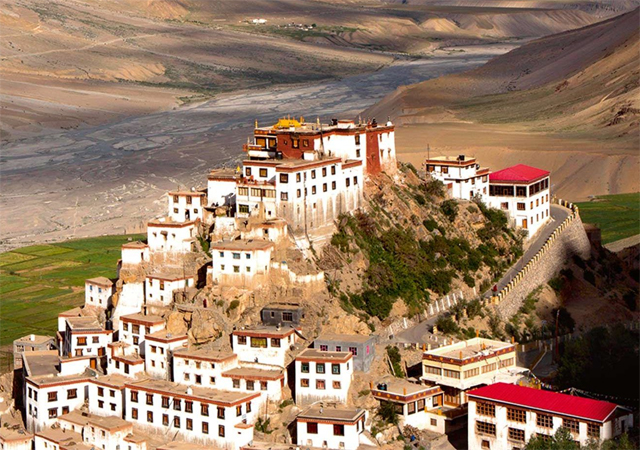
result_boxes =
[300,362,343,375]
[88,285,104,293]
[279,177,358,201]
[122,323,153,335]
[237,187,276,198]
[236,336,284,348]
[306,422,345,436]
[218,264,253,274]
[172,195,197,204]
[32,388,78,402]
[300,379,342,389]
[318,344,361,355]
[515,195,550,210]
[76,336,100,346]
[129,391,251,417]
[217,251,252,260]
[131,409,227,436]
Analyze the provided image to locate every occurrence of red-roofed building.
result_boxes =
[487,164,551,239]
[467,383,632,450]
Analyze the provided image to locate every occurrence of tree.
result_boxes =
[378,401,399,425]
[525,427,576,450]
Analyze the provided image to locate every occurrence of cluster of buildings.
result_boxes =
[2,116,631,450]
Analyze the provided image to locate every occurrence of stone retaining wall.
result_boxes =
[487,200,591,319]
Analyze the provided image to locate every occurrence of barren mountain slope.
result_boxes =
[366,9,640,200]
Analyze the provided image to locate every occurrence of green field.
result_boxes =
[576,193,640,244]
[0,234,145,347]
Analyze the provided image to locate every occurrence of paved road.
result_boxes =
[393,204,570,344]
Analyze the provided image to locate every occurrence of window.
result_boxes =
[237,335,247,345]
[355,134,360,145]
[311,186,316,195]
[316,380,326,390]
[246,168,252,177]
[236,405,242,417]
[332,181,336,190]
[210,376,216,385]
[296,173,302,182]
[184,401,193,413]
[333,424,345,436]
[331,166,336,175]
[259,168,268,177]
[303,139,309,148]
[311,170,316,179]
[408,402,416,415]
[476,421,496,436]
[306,422,319,434]
[537,413,553,428]
[147,411,153,423]
[482,363,496,374]
[201,404,209,416]
[323,183,327,192]
[48,392,57,402]
[354,176,358,185]
[332,364,341,375]
[98,400,104,408]
[501,202,509,210]
[443,369,460,379]
[464,368,479,378]
[246,401,251,413]
[297,189,301,198]
[563,419,579,434]
[162,414,169,426]
[490,185,514,197]
[500,358,514,368]
[349,347,358,356]
[280,192,288,201]
[67,389,77,399]
[219,425,225,437]
[92,336,99,344]
[292,139,299,149]
[345,178,350,187]
[271,338,281,348]
[333,381,341,389]
[247,380,255,391]
[251,188,262,197]
[431,418,437,427]
[417,399,425,411]
[239,204,250,214]
[517,202,526,211]
[424,365,441,375]
[233,379,240,389]
[162,396,170,408]
[320,345,328,351]
[280,174,289,183]
[131,391,138,403]
[132,408,138,420]
[132,324,140,334]
[48,408,58,419]
[77,336,87,346]
[282,312,293,322]
[233,265,240,273]
[261,381,268,390]
[217,407,225,419]
[316,363,325,374]
[195,375,202,385]
[476,402,495,417]
[507,408,526,423]
[251,337,268,348]
[146,394,153,405]
[202,422,209,434]
[587,423,600,438]
[174,399,181,411]
[238,187,248,196]
[301,362,309,373]
[186,418,193,430]
[508,428,525,442]
[301,379,310,387]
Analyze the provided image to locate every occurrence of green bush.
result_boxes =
[414,193,427,206]
[423,219,438,232]
[386,346,404,377]
[226,300,240,313]
[435,314,458,334]
[440,199,458,222]
[422,179,446,198]
[378,401,399,425]
[463,274,475,287]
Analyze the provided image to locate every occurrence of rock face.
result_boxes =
[494,213,591,318]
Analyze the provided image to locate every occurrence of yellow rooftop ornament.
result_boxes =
[255,119,258,128]
[273,117,301,129]
[236,165,241,173]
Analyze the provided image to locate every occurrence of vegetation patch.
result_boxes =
[576,193,640,244]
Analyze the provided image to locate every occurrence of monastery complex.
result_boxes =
[3,116,631,450]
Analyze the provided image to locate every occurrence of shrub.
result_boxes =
[423,218,438,232]
[414,193,426,206]
[440,199,458,222]
[463,274,475,287]
[226,300,240,313]
[435,314,458,334]
[422,179,445,198]
[378,401,399,425]
[386,346,403,377]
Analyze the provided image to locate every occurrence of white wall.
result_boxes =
[296,416,365,450]
[85,282,114,309]
[168,193,205,223]
[147,222,196,253]
[295,358,353,406]
[25,380,88,433]
[145,277,194,307]
[231,333,296,368]
[210,246,272,287]
[88,382,124,418]
[173,354,238,388]
[208,179,237,208]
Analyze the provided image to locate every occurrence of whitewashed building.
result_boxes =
[231,326,300,368]
[34,428,90,450]
[296,405,367,450]
[0,427,32,450]
[487,164,551,238]
[121,241,150,267]
[220,366,285,404]
[59,316,112,365]
[467,383,633,450]
[84,277,115,309]
[88,374,128,418]
[57,411,137,450]
[426,155,490,201]
[209,240,274,287]
[295,348,353,406]
[371,378,446,433]
[208,168,239,208]
[168,190,207,223]
[173,348,238,388]
[107,341,145,378]
[147,217,198,253]
[118,313,165,357]
[124,379,258,450]
[145,273,195,307]
[146,331,189,380]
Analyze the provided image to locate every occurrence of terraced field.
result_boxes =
[0,234,144,347]
[577,193,640,244]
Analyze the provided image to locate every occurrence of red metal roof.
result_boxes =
[468,383,619,423]
[489,164,549,183]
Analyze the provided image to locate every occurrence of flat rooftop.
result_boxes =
[23,350,59,377]
[371,378,442,399]
[66,316,103,332]
[423,337,514,361]
[14,334,54,345]
[146,330,188,342]
[59,411,131,431]
[173,347,236,362]
[91,373,130,388]
[297,348,352,362]
[316,333,373,344]
[158,442,212,450]
[0,427,32,442]
[147,216,196,226]
[262,302,303,311]
[208,168,240,180]
[222,366,284,380]
[126,379,258,406]
[298,405,365,423]
[122,241,148,249]
[426,155,477,164]
[210,239,274,251]
[120,313,164,325]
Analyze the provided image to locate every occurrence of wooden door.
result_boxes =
[522,218,528,229]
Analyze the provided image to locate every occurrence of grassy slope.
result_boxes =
[0,235,144,347]
[576,193,640,244]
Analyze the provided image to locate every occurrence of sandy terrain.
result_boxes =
[0,44,515,251]
[367,8,640,201]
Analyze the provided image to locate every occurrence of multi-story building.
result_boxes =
[34,428,90,450]
[294,349,353,406]
[168,190,207,223]
[208,168,239,208]
[88,374,129,418]
[145,273,195,307]
[23,351,91,433]
[0,427,32,450]
[313,333,376,372]
[468,383,634,450]
[296,405,367,450]
[85,276,115,309]
[209,240,274,287]
[59,316,113,366]
[121,241,150,267]
[487,164,551,238]
[147,217,198,253]
[371,378,445,433]
[57,411,138,450]
[220,366,285,404]
[124,379,259,450]
[421,338,525,408]
[107,341,145,378]
[146,331,189,380]
[173,348,238,388]
[13,335,55,370]
[425,155,490,201]
[231,326,300,367]
[119,313,165,357]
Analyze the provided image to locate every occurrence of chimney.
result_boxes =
[403,387,407,395]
